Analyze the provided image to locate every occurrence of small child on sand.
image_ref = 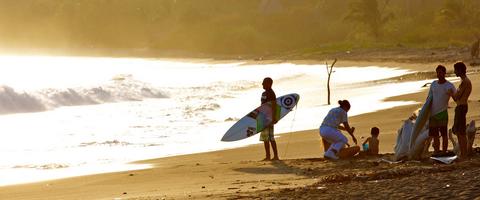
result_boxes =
[362,127,380,155]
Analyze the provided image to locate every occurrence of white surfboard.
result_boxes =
[409,95,432,159]
[430,155,457,164]
[221,93,300,142]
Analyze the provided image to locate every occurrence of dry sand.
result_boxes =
[0,61,479,200]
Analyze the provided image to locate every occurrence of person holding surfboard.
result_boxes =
[319,100,359,160]
[449,62,472,158]
[428,65,456,155]
[260,77,279,161]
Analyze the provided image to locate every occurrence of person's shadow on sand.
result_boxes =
[232,158,357,177]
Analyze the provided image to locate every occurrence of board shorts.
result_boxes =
[453,105,468,135]
[260,126,275,142]
[429,110,448,128]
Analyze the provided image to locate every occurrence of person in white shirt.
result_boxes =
[428,65,456,154]
[319,100,359,160]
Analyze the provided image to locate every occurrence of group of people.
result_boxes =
[319,100,380,160]
[429,62,472,158]
[258,61,472,161]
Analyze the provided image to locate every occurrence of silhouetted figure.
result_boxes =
[259,77,279,161]
[428,65,456,154]
[362,127,380,155]
[449,62,472,158]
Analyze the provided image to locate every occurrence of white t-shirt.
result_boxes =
[429,80,456,115]
[321,107,348,129]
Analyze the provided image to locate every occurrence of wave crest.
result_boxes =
[79,140,132,147]
[0,75,167,115]
[0,86,46,113]
[13,163,69,170]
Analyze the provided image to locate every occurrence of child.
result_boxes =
[362,127,380,155]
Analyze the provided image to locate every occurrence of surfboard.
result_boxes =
[430,155,457,164]
[221,93,300,142]
[410,129,430,159]
[408,95,432,159]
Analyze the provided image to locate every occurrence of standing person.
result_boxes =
[260,77,279,161]
[449,62,472,158]
[428,65,456,155]
[319,100,359,160]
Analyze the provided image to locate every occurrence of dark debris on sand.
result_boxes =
[227,154,480,200]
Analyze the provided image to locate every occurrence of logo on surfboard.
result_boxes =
[281,95,297,109]
[246,127,256,137]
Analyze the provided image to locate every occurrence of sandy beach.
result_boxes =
[0,60,479,200]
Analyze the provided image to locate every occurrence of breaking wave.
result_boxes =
[79,140,133,147]
[13,163,69,170]
[0,74,167,115]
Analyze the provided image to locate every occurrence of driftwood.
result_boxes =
[325,58,337,105]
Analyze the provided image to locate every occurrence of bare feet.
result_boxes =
[272,156,280,161]
[261,157,271,161]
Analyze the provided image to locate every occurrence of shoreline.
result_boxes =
[2,45,477,63]
[0,60,423,187]
[2,46,479,70]
[0,60,479,199]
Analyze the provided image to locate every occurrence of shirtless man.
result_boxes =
[449,62,473,158]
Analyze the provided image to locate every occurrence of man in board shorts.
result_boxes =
[428,65,456,154]
[449,62,472,158]
[259,77,279,161]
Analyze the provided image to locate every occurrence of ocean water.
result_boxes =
[0,55,429,186]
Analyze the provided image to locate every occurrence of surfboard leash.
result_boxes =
[283,103,298,158]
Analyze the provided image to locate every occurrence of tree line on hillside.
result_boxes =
[0,0,479,56]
